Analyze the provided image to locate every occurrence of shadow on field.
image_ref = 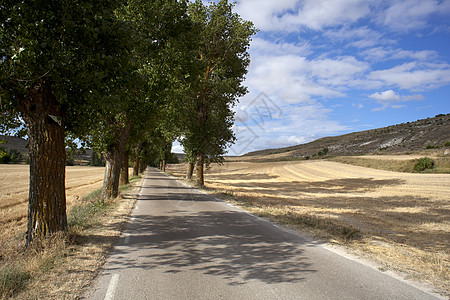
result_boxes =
[203,176,449,252]
[207,177,405,195]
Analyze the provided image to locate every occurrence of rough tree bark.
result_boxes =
[196,153,204,186]
[119,151,129,185]
[132,145,140,176]
[20,82,67,245]
[139,160,146,174]
[186,162,195,179]
[101,120,131,201]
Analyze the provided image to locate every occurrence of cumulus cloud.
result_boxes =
[368,90,424,111]
[235,0,370,32]
[368,62,450,90]
[226,0,450,154]
[230,103,348,154]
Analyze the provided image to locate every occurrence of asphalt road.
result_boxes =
[84,168,442,300]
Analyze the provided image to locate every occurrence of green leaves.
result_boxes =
[179,0,256,163]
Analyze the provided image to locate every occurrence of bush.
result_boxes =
[318,147,329,156]
[414,157,435,172]
[426,144,439,149]
[444,141,450,147]
[0,147,23,164]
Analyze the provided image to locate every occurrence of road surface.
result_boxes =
[84,168,442,299]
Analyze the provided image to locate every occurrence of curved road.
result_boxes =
[84,168,442,299]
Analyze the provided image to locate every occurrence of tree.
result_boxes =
[0,0,130,244]
[180,0,256,186]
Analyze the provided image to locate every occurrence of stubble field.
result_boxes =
[0,165,105,251]
[168,158,450,293]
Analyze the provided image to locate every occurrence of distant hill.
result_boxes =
[0,135,28,154]
[244,114,450,158]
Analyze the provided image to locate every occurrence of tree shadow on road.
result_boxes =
[102,204,317,286]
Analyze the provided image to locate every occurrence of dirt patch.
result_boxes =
[169,160,449,295]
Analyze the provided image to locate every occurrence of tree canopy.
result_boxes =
[0,0,256,243]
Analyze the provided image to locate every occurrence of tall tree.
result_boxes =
[180,0,256,186]
[0,0,130,244]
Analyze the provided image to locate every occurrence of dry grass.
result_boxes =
[0,165,141,299]
[331,155,450,173]
[169,159,449,295]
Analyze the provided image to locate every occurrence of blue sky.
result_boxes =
[175,0,450,155]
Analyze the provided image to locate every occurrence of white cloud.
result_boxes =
[368,90,424,111]
[283,0,371,31]
[250,37,311,56]
[236,0,370,32]
[231,103,348,154]
[377,0,450,31]
[368,62,450,90]
[362,47,439,62]
[247,54,344,103]
[172,141,184,153]
[234,0,299,32]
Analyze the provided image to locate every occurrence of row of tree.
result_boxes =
[0,0,256,244]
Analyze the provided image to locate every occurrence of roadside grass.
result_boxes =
[0,175,142,299]
[331,156,450,173]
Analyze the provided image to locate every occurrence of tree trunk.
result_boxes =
[196,153,204,186]
[101,120,131,201]
[139,160,146,174]
[132,147,140,176]
[162,159,167,172]
[20,83,67,245]
[120,151,129,185]
[186,162,195,179]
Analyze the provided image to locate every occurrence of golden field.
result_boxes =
[168,158,450,293]
[0,165,142,299]
[0,165,105,251]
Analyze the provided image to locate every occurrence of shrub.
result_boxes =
[426,144,439,149]
[318,147,329,156]
[0,147,23,164]
[414,157,435,172]
[444,141,450,147]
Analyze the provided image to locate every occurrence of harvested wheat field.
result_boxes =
[169,159,450,293]
[0,165,105,249]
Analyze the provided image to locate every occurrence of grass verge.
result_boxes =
[0,175,143,300]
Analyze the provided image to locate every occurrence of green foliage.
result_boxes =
[1,0,134,133]
[318,147,329,156]
[167,153,180,164]
[89,151,106,167]
[0,263,31,299]
[68,196,105,229]
[0,146,23,164]
[414,157,435,172]
[444,141,450,147]
[426,144,439,149]
[179,0,257,165]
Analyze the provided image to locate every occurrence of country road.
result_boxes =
[84,168,442,300]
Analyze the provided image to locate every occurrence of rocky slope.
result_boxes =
[244,113,450,158]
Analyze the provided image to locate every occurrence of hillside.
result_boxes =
[244,114,450,158]
[0,135,28,154]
